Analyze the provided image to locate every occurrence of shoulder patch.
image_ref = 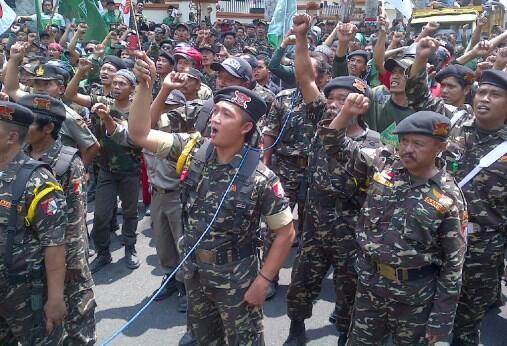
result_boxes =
[272,181,285,199]
[373,171,394,187]
[423,196,447,214]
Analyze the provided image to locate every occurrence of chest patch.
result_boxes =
[424,196,447,214]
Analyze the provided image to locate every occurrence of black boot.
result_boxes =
[125,245,140,269]
[90,251,112,274]
[178,330,197,346]
[283,320,306,346]
[337,333,347,346]
[152,274,177,301]
[176,281,187,312]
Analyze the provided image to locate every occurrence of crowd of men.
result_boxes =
[0,0,506,345]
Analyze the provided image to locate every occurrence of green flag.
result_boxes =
[267,0,297,48]
[380,121,400,148]
[34,0,43,33]
[58,0,108,41]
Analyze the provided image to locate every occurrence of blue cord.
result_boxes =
[101,89,301,345]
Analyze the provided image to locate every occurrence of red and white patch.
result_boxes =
[272,182,285,199]
[40,198,59,216]
[72,179,82,194]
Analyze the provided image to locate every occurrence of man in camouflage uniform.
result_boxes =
[316,78,467,345]
[284,16,382,345]
[4,43,100,166]
[222,32,242,55]
[128,53,296,345]
[448,70,507,345]
[405,38,476,135]
[21,95,97,345]
[0,101,68,345]
[253,20,274,56]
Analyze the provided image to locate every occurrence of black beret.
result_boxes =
[347,50,369,62]
[435,64,475,86]
[31,64,66,82]
[103,55,127,71]
[0,101,34,128]
[479,69,507,91]
[158,51,175,65]
[323,76,369,98]
[393,111,451,141]
[214,86,267,123]
[17,94,66,124]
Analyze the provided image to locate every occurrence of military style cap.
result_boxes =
[165,90,186,106]
[323,76,369,97]
[198,44,218,54]
[393,111,451,141]
[19,63,36,75]
[158,51,175,65]
[214,86,267,123]
[31,64,66,81]
[347,50,369,62]
[103,55,127,71]
[211,57,252,81]
[240,54,258,69]
[0,101,34,127]
[182,67,204,82]
[435,64,475,86]
[479,69,507,90]
[384,56,414,72]
[18,94,66,123]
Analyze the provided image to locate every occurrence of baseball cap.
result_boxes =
[211,57,252,81]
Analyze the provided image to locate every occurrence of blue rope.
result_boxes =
[101,89,301,345]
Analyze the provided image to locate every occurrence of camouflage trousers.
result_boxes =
[185,270,264,346]
[286,194,357,333]
[347,281,433,346]
[63,276,96,346]
[452,230,505,346]
[0,281,64,345]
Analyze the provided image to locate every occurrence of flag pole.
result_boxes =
[130,0,143,51]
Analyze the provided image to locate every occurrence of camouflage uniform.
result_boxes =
[405,69,475,141]
[202,70,217,94]
[0,152,67,345]
[320,125,467,344]
[89,96,142,257]
[152,133,293,345]
[253,38,274,56]
[286,95,381,334]
[449,123,507,346]
[253,82,276,114]
[26,140,97,345]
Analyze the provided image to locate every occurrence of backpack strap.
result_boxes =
[194,98,214,135]
[53,146,79,178]
[4,160,49,269]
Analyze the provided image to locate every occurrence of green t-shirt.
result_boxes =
[363,85,413,147]
[102,11,121,26]
[29,13,66,28]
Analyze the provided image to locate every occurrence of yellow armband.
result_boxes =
[176,132,201,175]
[25,182,64,227]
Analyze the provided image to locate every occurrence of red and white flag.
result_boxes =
[119,0,131,27]
[0,0,16,35]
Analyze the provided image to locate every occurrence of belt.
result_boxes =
[153,186,177,194]
[467,222,500,235]
[373,261,437,281]
[192,243,255,265]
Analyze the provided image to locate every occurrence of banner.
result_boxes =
[0,0,16,35]
[267,0,297,48]
[58,0,108,41]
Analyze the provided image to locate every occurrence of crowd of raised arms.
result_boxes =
[0,0,506,345]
